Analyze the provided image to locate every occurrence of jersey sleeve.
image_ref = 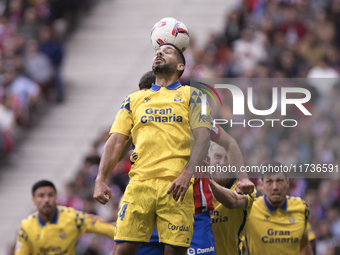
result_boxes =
[109,95,133,136]
[14,223,31,255]
[306,221,315,241]
[210,120,221,142]
[302,200,310,235]
[189,88,211,130]
[246,189,257,209]
[74,209,116,239]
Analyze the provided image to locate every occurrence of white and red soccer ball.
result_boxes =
[150,17,190,52]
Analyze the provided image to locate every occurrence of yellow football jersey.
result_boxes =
[110,81,211,181]
[14,206,115,255]
[244,195,309,255]
[307,221,315,241]
[211,179,256,255]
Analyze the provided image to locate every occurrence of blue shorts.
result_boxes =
[189,211,216,255]
[136,212,215,255]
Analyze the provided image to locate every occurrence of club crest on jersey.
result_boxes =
[174,93,182,102]
[289,216,295,223]
[60,230,66,239]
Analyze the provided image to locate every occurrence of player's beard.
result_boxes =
[152,60,177,77]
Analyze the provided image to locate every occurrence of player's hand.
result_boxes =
[167,171,191,202]
[235,178,254,195]
[202,155,210,167]
[93,179,112,205]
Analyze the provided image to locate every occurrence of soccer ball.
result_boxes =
[150,17,190,52]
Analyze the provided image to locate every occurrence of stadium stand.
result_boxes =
[0,0,98,161]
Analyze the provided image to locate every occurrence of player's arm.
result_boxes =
[306,221,316,254]
[118,135,132,161]
[209,179,248,209]
[82,214,116,239]
[299,232,313,255]
[167,127,210,202]
[94,133,129,204]
[14,225,31,255]
[215,128,254,194]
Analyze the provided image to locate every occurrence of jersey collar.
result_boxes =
[150,80,181,92]
[263,194,287,213]
[38,207,59,227]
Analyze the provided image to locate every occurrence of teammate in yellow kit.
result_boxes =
[14,180,115,255]
[208,142,256,255]
[243,162,313,255]
[94,43,211,255]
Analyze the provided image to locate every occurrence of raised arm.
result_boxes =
[209,179,249,209]
[94,133,128,204]
[215,128,254,194]
[82,214,116,239]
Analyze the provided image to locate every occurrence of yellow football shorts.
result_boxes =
[114,178,194,247]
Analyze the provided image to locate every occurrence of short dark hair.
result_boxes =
[159,43,185,78]
[139,71,155,90]
[32,180,57,196]
[260,161,288,180]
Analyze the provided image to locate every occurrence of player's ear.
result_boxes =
[259,179,264,188]
[286,178,290,187]
[177,63,185,71]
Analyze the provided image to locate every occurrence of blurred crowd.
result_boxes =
[7,0,340,254]
[0,0,94,160]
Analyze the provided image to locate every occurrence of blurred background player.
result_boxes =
[243,162,313,255]
[14,180,115,255]
[208,142,256,255]
[93,43,211,255]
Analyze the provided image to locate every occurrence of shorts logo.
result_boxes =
[187,248,195,254]
[168,223,190,231]
[187,247,215,254]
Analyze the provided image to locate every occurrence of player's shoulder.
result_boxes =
[287,196,309,211]
[253,195,264,207]
[57,205,78,216]
[20,211,38,227]
[186,86,202,97]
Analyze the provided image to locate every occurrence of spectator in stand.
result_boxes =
[233,27,267,74]
[18,7,41,41]
[278,5,306,45]
[2,68,39,128]
[0,94,16,155]
[38,25,64,102]
[24,39,54,99]
[307,57,339,98]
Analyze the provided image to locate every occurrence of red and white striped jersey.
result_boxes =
[193,122,221,214]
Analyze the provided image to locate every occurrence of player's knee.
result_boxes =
[112,241,141,255]
[164,245,187,255]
